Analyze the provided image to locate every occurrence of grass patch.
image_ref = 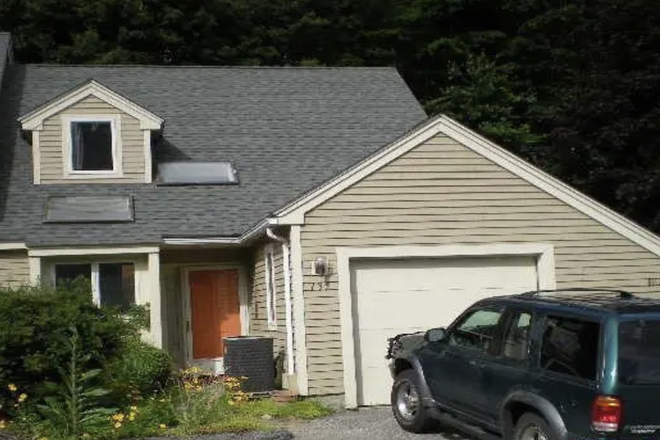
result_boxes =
[234,399,334,420]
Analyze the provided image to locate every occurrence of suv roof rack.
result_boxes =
[520,287,635,300]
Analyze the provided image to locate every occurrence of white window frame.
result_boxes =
[265,245,277,330]
[52,260,137,307]
[62,115,123,179]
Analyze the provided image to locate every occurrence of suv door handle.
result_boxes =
[468,359,483,367]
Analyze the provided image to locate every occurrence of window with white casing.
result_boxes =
[265,246,277,330]
[63,116,122,177]
[54,262,135,310]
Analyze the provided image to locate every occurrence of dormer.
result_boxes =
[18,79,163,184]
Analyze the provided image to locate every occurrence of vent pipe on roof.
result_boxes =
[266,228,295,379]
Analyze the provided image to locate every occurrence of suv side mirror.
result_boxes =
[425,327,446,343]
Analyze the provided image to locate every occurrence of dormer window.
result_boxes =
[63,115,122,178]
[18,79,163,184]
[71,121,113,171]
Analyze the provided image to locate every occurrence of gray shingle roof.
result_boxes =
[0,33,10,92]
[0,64,426,246]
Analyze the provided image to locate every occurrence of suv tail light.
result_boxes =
[591,395,622,432]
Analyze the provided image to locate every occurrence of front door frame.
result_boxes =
[181,264,250,373]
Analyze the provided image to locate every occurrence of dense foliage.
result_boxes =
[0,284,132,402]
[1,0,659,229]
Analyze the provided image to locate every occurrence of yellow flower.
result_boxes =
[129,405,138,412]
[7,384,16,392]
[159,424,167,429]
[128,414,135,421]
[17,393,27,402]
[111,413,125,422]
[114,422,122,429]
[0,420,6,429]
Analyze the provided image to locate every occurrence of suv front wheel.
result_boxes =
[514,413,558,440]
[391,370,436,433]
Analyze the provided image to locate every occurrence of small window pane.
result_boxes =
[450,308,504,353]
[502,312,532,360]
[71,121,113,171]
[55,264,91,288]
[619,319,660,384]
[540,315,600,380]
[99,263,135,309]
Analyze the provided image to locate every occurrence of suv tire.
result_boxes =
[514,413,557,440]
[391,369,437,433]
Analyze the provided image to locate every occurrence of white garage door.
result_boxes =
[351,255,538,406]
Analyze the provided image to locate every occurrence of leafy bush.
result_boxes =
[105,336,173,398]
[35,328,117,439]
[0,282,136,411]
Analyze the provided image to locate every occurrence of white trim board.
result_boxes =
[28,246,159,257]
[274,114,660,258]
[0,243,27,250]
[336,243,556,409]
[18,80,163,131]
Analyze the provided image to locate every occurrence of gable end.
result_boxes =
[18,79,163,131]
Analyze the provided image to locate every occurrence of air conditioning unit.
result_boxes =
[223,336,275,393]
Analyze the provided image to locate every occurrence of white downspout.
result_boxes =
[266,227,295,376]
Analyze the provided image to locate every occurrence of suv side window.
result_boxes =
[502,311,533,361]
[539,315,600,380]
[449,308,504,354]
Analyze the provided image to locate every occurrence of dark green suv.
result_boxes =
[386,288,660,440]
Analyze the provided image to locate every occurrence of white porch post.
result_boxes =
[28,256,41,285]
[148,251,163,348]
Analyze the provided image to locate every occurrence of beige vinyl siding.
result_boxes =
[249,242,288,367]
[0,251,30,289]
[300,133,660,396]
[39,96,146,183]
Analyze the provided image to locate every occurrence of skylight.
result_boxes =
[45,196,134,223]
[157,162,239,185]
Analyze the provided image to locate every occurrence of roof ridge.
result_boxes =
[18,63,398,70]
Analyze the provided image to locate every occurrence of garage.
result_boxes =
[350,255,539,406]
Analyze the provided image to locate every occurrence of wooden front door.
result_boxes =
[188,269,241,363]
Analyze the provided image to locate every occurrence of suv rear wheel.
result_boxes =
[391,369,436,432]
[514,413,557,440]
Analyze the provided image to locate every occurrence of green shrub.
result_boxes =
[105,336,173,398]
[0,281,143,416]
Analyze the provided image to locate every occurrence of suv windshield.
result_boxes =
[619,318,660,384]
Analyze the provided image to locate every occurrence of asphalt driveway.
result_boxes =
[285,406,474,440]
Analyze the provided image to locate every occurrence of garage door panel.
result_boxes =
[350,256,538,406]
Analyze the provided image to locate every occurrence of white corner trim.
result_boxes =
[32,131,41,184]
[19,80,163,131]
[290,225,309,395]
[0,243,27,250]
[61,115,123,179]
[144,130,152,183]
[336,243,555,409]
[28,246,160,257]
[275,114,660,259]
